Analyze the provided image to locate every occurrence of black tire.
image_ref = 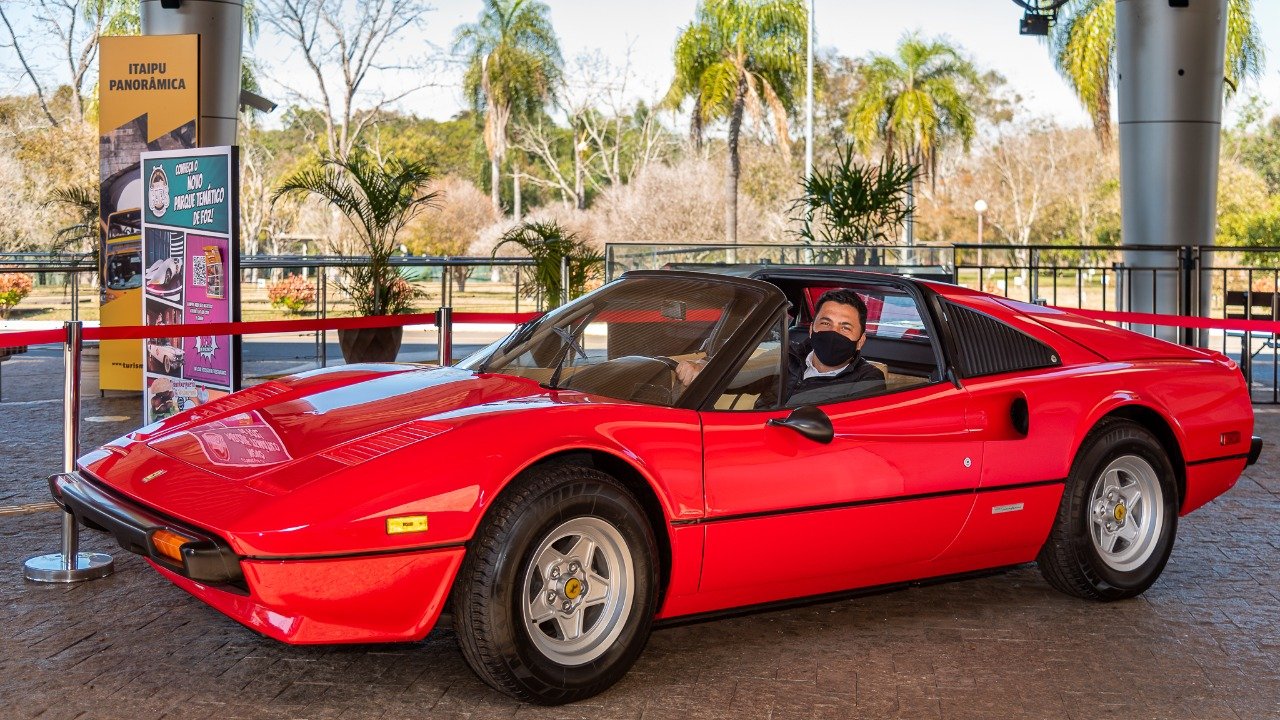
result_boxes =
[1038,418,1179,601]
[451,464,659,705]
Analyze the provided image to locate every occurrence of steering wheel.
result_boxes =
[650,356,680,371]
[559,355,683,404]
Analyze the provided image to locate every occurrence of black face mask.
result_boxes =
[810,330,860,367]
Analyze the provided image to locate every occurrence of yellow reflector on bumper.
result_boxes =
[386,515,428,534]
[151,529,190,564]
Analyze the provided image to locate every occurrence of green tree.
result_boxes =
[453,0,563,215]
[1051,0,1263,144]
[273,150,438,316]
[848,33,981,245]
[665,0,806,245]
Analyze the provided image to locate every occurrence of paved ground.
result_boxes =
[2,353,1278,719]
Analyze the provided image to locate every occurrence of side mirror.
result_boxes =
[767,405,834,444]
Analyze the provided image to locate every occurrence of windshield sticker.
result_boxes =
[188,411,291,467]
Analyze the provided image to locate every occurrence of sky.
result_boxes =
[247,0,1280,130]
[5,1,1280,128]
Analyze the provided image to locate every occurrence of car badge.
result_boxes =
[564,577,583,600]
[141,470,166,484]
[1114,504,1127,522]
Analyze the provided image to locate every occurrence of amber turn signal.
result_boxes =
[386,515,428,534]
[151,529,190,564]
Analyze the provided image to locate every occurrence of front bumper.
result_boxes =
[52,471,467,644]
[156,545,465,644]
[50,472,242,584]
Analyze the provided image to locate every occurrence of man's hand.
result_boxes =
[675,358,708,385]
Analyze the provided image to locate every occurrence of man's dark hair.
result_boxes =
[814,288,868,334]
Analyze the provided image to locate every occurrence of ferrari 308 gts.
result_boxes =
[52,269,1259,704]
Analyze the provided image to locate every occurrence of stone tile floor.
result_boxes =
[2,350,1277,719]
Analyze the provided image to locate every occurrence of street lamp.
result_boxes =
[804,0,815,181]
[973,199,988,267]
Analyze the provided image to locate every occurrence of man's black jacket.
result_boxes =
[751,334,887,408]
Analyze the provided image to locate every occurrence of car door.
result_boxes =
[693,287,983,609]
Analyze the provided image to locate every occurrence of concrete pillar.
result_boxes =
[141,0,244,147]
[1116,0,1227,340]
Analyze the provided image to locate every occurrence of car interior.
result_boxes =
[711,277,943,411]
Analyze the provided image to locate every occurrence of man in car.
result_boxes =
[676,288,886,406]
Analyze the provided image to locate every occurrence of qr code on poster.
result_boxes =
[191,255,207,287]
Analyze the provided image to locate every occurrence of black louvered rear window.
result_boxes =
[942,301,1060,378]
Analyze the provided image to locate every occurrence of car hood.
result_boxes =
[79,364,575,538]
[149,364,552,476]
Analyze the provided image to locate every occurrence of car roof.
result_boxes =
[619,268,787,296]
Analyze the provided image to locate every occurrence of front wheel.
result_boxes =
[1038,418,1179,600]
[451,465,658,705]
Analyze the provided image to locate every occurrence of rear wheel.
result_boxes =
[1038,418,1179,600]
[451,465,658,705]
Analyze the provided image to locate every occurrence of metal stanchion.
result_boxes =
[560,256,570,306]
[319,270,328,368]
[436,307,453,367]
[24,321,115,583]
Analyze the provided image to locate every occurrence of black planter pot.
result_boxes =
[338,326,404,364]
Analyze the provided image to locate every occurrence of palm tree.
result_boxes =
[453,0,563,214]
[274,150,437,317]
[665,0,807,245]
[848,34,981,246]
[1051,0,1263,145]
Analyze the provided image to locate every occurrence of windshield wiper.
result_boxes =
[477,321,535,374]
[544,325,588,390]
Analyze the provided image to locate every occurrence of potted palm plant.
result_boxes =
[494,220,603,310]
[274,150,437,363]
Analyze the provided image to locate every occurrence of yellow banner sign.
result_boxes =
[98,34,199,392]
[99,35,200,143]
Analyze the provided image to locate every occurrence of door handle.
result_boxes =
[766,405,834,444]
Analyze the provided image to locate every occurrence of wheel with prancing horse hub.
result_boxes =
[1038,418,1179,600]
[450,464,659,705]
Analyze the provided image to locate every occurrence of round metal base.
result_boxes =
[23,552,115,583]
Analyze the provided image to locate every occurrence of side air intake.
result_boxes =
[942,301,1060,378]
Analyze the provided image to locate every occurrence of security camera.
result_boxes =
[239,89,278,114]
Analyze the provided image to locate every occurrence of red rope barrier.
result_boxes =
[0,328,66,348]
[8,305,1280,352]
[0,311,544,349]
[84,312,440,341]
[452,311,542,324]
[1055,307,1280,334]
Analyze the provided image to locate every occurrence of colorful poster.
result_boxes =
[98,34,199,392]
[141,146,239,424]
[182,234,232,386]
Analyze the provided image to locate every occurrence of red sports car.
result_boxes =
[54,269,1259,704]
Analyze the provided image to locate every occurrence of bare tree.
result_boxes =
[0,0,126,126]
[512,119,578,209]
[977,121,1065,253]
[260,0,432,158]
[513,48,673,210]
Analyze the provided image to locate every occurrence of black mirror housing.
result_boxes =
[767,405,834,444]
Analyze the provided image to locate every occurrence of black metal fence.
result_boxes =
[604,241,1280,404]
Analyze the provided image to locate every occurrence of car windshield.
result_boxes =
[479,275,769,407]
